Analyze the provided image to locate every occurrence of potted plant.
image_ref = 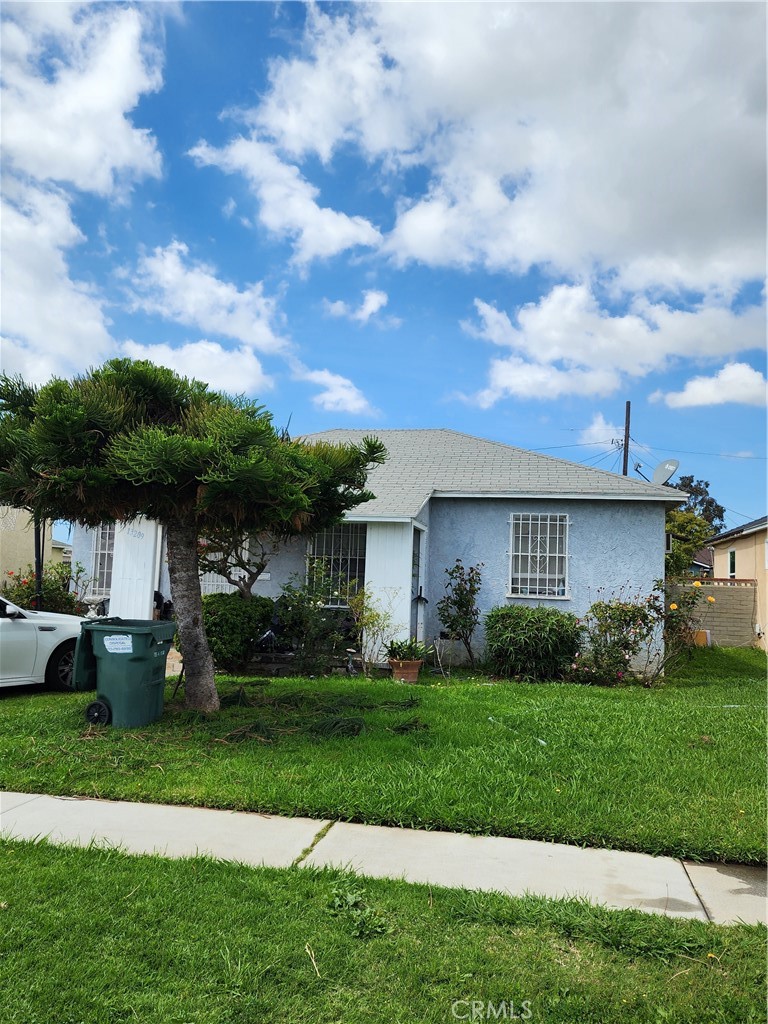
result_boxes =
[386,638,434,683]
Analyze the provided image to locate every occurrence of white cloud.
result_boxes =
[577,413,624,451]
[1,3,163,196]
[652,363,767,408]
[471,358,619,409]
[189,137,381,265]
[0,3,166,384]
[462,285,766,406]
[131,241,285,354]
[0,182,115,383]
[290,360,375,415]
[241,3,764,296]
[324,289,389,324]
[121,340,272,396]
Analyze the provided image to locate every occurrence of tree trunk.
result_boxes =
[165,515,220,713]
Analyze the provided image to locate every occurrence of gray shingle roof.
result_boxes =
[305,429,684,519]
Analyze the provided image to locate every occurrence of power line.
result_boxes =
[532,440,615,452]
[631,439,766,461]
[534,434,765,461]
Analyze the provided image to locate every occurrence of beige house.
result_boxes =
[0,507,71,582]
[709,516,768,651]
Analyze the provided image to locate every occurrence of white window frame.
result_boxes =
[728,549,736,579]
[308,523,367,607]
[90,523,115,598]
[508,513,570,599]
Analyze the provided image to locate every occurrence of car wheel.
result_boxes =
[45,639,77,691]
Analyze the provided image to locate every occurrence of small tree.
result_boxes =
[436,559,483,667]
[673,476,725,530]
[197,525,279,598]
[665,508,712,578]
[346,585,398,675]
[0,360,385,712]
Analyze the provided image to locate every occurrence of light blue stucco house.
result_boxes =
[70,429,683,658]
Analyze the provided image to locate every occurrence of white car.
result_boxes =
[0,595,85,689]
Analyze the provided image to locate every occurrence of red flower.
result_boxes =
[21,578,29,585]
[7,570,14,576]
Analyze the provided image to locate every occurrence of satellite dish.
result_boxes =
[652,459,679,485]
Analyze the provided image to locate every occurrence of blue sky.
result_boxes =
[2,1,766,532]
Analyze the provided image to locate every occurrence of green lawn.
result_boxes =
[1,647,764,863]
[1,839,765,1024]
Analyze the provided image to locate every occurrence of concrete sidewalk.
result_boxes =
[1,791,765,926]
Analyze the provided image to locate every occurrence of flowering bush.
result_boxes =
[436,559,484,667]
[2,560,91,615]
[573,581,706,686]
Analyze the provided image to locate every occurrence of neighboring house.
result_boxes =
[70,430,682,656]
[691,546,714,577]
[708,516,768,651]
[0,506,70,579]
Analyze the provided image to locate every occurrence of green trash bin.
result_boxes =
[74,618,176,728]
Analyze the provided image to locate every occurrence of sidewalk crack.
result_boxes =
[680,860,712,923]
[292,820,335,867]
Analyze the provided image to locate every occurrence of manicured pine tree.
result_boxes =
[0,360,385,712]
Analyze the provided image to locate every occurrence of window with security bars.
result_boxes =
[308,523,367,606]
[90,523,115,597]
[509,513,569,598]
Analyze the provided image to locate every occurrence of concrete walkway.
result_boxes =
[1,791,764,926]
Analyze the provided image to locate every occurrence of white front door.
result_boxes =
[108,519,162,619]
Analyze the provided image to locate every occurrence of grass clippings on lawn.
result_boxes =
[1,839,765,1024]
[0,646,764,863]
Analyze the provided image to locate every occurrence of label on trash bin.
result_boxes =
[103,634,133,654]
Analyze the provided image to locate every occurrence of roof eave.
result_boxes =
[431,490,682,505]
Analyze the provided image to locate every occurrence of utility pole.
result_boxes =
[33,515,44,609]
[622,401,631,476]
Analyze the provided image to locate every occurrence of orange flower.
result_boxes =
[669,603,678,611]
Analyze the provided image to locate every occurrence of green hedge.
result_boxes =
[485,605,582,681]
[201,592,274,673]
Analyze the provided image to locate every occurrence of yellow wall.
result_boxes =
[711,526,767,651]
[0,507,67,581]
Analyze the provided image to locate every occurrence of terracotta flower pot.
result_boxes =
[388,658,424,683]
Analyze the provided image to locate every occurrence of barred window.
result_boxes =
[509,513,569,598]
[308,523,367,607]
[90,523,115,598]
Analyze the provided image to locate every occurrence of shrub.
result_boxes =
[573,581,707,686]
[484,605,582,681]
[277,568,353,675]
[436,559,483,667]
[2,560,90,615]
[201,592,274,673]
[345,585,398,675]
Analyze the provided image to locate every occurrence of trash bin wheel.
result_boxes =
[85,700,111,726]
